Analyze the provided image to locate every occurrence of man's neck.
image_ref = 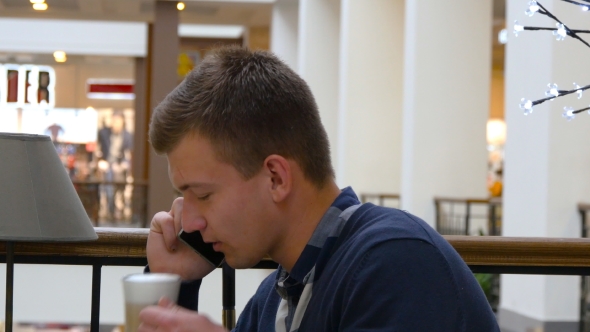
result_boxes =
[269,180,341,272]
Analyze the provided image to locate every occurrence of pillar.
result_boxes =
[400,0,492,225]
[132,56,149,225]
[336,0,404,193]
[270,0,299,70]
[147,1,179,219]
[297,0,341,176]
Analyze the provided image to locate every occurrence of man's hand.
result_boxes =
[146,197,216,280]
[138,297,228,332]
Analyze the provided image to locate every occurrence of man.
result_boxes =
[140,46,499,331]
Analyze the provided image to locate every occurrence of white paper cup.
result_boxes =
[122,273,181,332]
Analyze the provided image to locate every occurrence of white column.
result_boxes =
[270,0,299,71]
[500,1,590,330]
[297,0,341,177]
[336,0,404,193]
[400,0,492,225]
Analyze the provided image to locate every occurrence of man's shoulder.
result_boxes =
[335,203,463,271]
[343,203,438,245]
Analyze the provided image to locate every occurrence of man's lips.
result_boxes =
[212,242,222,251]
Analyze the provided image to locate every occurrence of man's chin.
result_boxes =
[224,256,261,269]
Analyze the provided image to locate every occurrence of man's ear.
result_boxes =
[263,154,292,203]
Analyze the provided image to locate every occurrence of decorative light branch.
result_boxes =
[515,0,590,120]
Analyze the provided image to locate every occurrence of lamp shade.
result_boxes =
[0,133,97,242]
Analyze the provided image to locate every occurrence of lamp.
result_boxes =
[0,133,97,332]
[486,119,507,148]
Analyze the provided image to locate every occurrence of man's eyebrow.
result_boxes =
[176,182,210,192]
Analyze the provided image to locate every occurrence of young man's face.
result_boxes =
[167,134,282,269]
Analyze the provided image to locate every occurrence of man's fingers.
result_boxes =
[150,212,172,233]
[170,197,184,220]
[170,197,184,233]
[149,211,179,252]
[137,321,158,332]
[138,304,187,327]
[138,304,228,332]
[158,296,175,309]
[160,217,179,252]
[138,306,170,327]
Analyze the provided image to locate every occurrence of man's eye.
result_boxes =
[197,194,211,201]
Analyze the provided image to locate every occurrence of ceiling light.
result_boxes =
[53,51,67,63]
[32,3,48,10]
[486,119,507,146]
[177,2,185,10]
[178,24,245,39]
[30,0,45,4]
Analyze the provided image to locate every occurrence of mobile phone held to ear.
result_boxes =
[178,229,225,267]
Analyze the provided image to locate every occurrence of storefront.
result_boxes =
[0,59,139,225]
[0,29,246,225]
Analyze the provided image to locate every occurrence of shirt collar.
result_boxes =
[275,187,360,288]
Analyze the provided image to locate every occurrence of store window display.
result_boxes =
[1,106,139,225]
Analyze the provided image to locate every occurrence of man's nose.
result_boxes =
[181,205,207,233]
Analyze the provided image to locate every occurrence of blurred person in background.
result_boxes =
[96,110,132,221]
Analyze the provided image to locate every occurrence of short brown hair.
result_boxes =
[149,46,334,188]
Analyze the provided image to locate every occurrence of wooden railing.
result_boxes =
[0,228,149,332]
[3,229,590,330]
[72,181,149,227]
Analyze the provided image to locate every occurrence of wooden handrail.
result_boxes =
[434,197,490,204]
[1,228,590,269]
[446,235,590,268]
[3,228,590,331]
[0,228,148,258]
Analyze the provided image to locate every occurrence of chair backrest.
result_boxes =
[434,197,501,236]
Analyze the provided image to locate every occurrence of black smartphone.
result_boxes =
[178,229,225,267]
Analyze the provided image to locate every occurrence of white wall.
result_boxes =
[337,0,404,194]
[501,0,590,325]
[400,0,492,225]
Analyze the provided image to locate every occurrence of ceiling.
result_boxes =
[0,0,273,26]
[0,0,505,26]
[0,0,507,68]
